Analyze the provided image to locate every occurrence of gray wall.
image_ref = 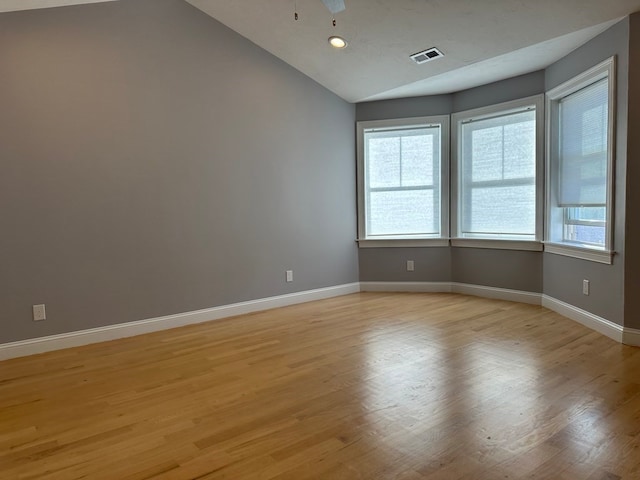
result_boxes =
[625,13,640,329]
[359,248,451,283]
[544,18,628,326]
[355,21,631,325]
[356,95,452,122]
[452,249,542,292]
[453,70,545,112]
[0,0,358,343]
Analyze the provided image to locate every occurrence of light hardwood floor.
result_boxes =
[1,292,639,479]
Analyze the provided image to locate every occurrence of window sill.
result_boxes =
[356,238,450,248]
[544,242,614,264]
[451,238,543,251]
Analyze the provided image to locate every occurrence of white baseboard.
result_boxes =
[359,281,541,304]
[623,328,640,347]
[0,283,360,361]
[451,283,542,305]
[359,281,452,293]
[2,280,637,361]
[541,295,624,343]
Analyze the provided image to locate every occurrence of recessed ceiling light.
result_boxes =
[328,36,347,49]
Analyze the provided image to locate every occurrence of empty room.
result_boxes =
[1,0,640,478]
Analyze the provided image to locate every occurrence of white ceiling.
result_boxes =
[0,0,117,13]
[186,0,640,102]
[2,0,640,103]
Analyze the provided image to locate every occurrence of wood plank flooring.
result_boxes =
[1,292,639,479]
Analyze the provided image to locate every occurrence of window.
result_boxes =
[356,116,449,247]
[546,57,615,264]
[451,96,544,250]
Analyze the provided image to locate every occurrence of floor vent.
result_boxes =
[410,47,444,64]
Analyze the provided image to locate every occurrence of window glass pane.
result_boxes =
[563,206,606,247]
[466,111,535,183]
[464,185,535,235]
[366,128,437,189]
[564,224,606,246]
[369,190,437,236]
[401,134,434,186]
[503,120,536,179]
[573,225,605,245]
[368,137,400,188]
[471,127,503,182]
[566,206,606,222]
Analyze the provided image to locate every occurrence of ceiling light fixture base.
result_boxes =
[328,35,347,49]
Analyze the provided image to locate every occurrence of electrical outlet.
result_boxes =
[286,270,293,283]
[407,260,415,272]
[583,279,590,296]
[33,304,46,321]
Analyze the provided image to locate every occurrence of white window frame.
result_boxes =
[545,57,615,264]
[451,95,545,251]
[356,116,450,248]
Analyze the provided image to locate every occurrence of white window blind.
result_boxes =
[558,78,608,207]
[459,109,536,238]
[364,126,441,237]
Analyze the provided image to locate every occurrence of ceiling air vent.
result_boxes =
[410,47,444,65]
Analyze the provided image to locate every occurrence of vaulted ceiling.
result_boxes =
[2,0,640,102]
